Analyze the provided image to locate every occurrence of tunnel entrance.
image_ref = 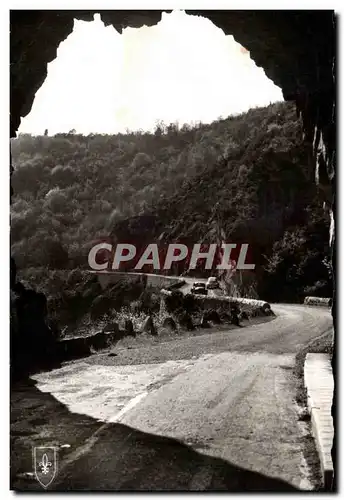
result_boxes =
[18,12,283,135]
[10,10,336,491]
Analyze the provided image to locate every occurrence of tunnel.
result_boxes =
[10,10,336,489]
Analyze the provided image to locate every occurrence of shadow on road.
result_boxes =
[11,379,299,492]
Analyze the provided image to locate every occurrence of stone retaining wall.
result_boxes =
[93,271,181,291]
[160,289,272,317]
[304,296,332,307]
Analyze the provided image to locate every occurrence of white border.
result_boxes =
[3,0,344,10]
[2,2,342,498]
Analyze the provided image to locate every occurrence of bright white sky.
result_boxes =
[18,10,283,135]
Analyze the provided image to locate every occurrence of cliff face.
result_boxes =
[9,10,336,487]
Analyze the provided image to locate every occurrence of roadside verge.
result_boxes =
[304,353,334,490]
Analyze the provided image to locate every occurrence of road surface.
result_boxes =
[11,303,332,491]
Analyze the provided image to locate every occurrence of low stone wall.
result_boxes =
[164,280,186,291]
[56,290,273,363]
[160,289,272,317]
[145,273,181,290]
[58,323,132,360]
[92,271,181,291]
[230,296,272,312]
[304,296,332,307]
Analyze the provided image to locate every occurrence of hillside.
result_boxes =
[11,101,332,303]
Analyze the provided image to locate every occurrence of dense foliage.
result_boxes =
[11,101,332,306]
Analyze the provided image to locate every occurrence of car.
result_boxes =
[190,282,208,295]
[206,276,220,289]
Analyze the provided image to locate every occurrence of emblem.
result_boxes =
[33,446,58,488]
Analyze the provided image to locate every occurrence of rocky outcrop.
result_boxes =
[140,315,157,335]
[161,316,177,331]
[88,331,109,351]
[176,312,194,331]
[57,336,90,361]
[202,309,221,325]
[124,319,135,336]
[90,295,113,320]
[10,281,58,379]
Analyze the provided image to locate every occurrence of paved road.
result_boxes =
[11,303,332,491]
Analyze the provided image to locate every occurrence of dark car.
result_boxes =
[190,282,208,295]
[206,276,220,289]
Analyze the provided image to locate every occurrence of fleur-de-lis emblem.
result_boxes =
[39,453,52,475]
[34,447,57,488]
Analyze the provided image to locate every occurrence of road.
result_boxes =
[10,302,332,491]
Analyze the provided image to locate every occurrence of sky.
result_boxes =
[18,10,283,135]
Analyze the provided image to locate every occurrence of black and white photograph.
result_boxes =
[9,5,337,493]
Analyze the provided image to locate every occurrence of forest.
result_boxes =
[11,101,332,311]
